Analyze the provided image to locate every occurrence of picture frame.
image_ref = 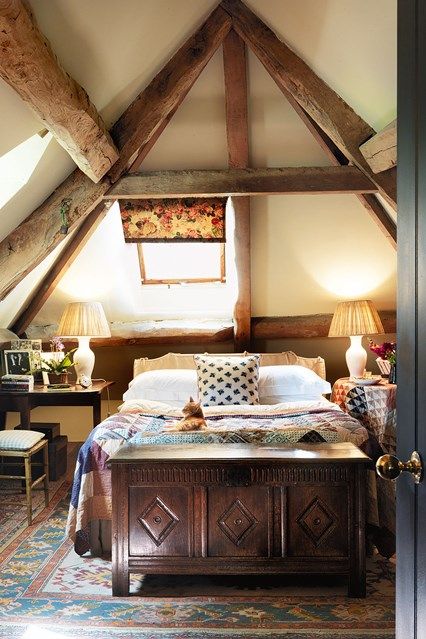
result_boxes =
[3,350,32,375]
[10,339,41,351]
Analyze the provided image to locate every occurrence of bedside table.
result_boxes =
[331,378,396,454]
[0,380,114,431]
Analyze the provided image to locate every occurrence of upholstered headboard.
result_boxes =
[133,352,326,380]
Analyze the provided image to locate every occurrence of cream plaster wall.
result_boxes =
[251,194,397,316]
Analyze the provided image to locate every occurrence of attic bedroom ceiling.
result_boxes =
[0,0,396,339]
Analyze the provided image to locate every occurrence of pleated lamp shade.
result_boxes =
[328,300,384,337]
[58,302,111,338]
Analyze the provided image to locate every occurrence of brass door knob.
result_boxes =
[376,451,423,484]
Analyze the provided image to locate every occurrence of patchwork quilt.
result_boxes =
[66,399,394,556]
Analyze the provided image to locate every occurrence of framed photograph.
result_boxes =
[10,339,39,351]
[4,350,32,375]
[31,339,42,351]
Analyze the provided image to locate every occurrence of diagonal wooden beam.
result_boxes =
[106,167,378,199]
[0,0,118,182]
[10,202,112,336]
[108,6,232,182]
[0,170,110,301]
[223,29,251,351]
[220,0,396,210]
[280,88,396,248]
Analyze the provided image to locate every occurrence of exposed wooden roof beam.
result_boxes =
[10,203,112,336]
[281,89,396,248]
[252,310,396,339]
[108,6,232,182]
[223,29,251,351]
[106,167,378,199]
[30,320,235,347]
[360,119,397,174]
[0,0,118,182]
[0,170,110,301]
[220,0,396,210]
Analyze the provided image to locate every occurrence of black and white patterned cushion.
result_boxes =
[194,354,260,406]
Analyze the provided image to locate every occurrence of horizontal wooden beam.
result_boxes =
[106,166,378,199]
[108,6,232,181]
[252,311,396,339]
[0,170,109,301]
[30,320,234,347]
[221,0,396,210]
[0,0,118,182]
[360,119,397,174]
[27,313,396,346]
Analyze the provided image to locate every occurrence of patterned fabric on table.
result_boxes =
[331,379,396,454]
[194,354,260,406]
[66,401,392,557]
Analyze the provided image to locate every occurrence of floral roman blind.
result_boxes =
[119,198,226,242]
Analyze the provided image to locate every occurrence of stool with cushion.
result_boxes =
[0,430,49,526]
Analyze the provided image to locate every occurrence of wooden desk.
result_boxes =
[0,380,114,430]
[109,442,369,598]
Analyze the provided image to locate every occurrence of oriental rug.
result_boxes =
[0,488,395,639]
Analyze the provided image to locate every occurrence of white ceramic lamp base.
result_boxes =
[346,335,367,378]
[74,337,95,385]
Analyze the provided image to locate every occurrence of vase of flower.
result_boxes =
[41,337,76,386]
[368,339,397,382]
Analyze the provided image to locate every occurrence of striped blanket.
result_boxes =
[66,399,393,556]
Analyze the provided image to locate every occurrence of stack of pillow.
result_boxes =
[122,354,331,407]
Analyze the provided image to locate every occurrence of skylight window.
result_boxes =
[138,242,225,284]
[0,132,52,210]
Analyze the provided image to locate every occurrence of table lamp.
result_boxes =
[58,301,111,385]
[328,300,384,378]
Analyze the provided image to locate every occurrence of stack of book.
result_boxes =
[1,374,34,392]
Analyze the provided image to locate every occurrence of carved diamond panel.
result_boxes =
[296,497,337,547]
[137,496,179,547]
[218,499,258,546]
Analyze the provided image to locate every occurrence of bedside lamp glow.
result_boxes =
[58,302,111,385]
[328,300,384,378]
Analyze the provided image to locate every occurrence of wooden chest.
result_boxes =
[109,442,369,597]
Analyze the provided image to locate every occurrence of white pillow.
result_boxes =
[122,369,198,406]
[258,365,331,404]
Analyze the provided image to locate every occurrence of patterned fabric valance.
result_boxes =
[119,198,226,242]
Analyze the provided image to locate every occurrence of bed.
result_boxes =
[66,352,395,558]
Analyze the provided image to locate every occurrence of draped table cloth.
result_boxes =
[331,377,396,454]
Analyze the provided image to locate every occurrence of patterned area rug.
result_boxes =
[0,443,79,553]
[0,487,395,639]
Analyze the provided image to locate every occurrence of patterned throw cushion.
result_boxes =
[194,354,260,406]
[0,430,45,450]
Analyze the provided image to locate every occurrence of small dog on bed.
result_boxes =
[168,397,207,431]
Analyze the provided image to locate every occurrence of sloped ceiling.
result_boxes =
[0,0,397,329]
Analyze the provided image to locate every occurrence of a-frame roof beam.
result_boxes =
[106,167,378,199]
[0,0,118,182]
[221,0,396,210]
[108,6,232,182]
[0,5,232,301]
[9,202,112,336]
[0,170,109,301]
[280,87,396,248]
